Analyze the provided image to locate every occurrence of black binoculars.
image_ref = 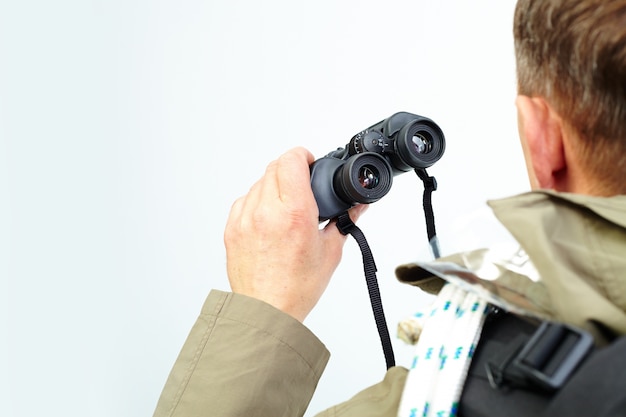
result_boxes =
[310,112,445,221]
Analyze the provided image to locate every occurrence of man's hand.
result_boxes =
[224,147,367,322]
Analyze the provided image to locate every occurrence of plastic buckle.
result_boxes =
[513,321,594,391]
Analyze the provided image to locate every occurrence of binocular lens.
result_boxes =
[358,165,380,189]
[412,133,433,155]
[396,121,445,169]
[335,153,392,204]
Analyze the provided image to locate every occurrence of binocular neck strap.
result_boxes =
[334,170,441,370]
[336,212,396,370]
[415,168,441,259]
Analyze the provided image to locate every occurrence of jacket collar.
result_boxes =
[396,191,626,343]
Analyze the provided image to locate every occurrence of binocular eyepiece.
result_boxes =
[310,112,445,221]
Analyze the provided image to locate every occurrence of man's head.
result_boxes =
[513,0,626,195]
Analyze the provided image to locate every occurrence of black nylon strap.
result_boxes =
[460,311,626,417]
[336,212,396,370]
[415,168,440,258]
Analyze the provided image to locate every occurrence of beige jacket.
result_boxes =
[153,190,626,417]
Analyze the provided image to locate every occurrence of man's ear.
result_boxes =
[515,95,566,190]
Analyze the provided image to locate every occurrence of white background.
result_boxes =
[0,1,528,416]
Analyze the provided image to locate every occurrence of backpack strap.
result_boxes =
[459,310,626,417]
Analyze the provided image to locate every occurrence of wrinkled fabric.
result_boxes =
[396,191,626,344]
[153,191,626,417]
[152,290,329,417]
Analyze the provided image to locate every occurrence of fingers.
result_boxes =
[320,203,370,259]
[230,146,372,236]
[275,147,315,204]
[348,203,369,223]
[223,147,373,321]
[227,147,318,236]
[322,204,369,233]
[243,147,314,203]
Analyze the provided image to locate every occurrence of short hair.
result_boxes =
[514,0,626,193]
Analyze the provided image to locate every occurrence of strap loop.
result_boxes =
[336,212,356,236]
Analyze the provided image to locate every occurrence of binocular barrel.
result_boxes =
[310,112,445,221]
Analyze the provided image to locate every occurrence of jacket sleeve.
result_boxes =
[152,290,331,417]
[314,366,408,417]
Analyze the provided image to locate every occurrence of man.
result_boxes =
[152,0,626,416]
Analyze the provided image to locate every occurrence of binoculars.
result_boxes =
[310,112,445,221]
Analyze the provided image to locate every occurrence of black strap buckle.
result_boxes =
[512,321,594,391]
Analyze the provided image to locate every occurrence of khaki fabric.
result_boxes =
[396,191,626,344]
[491,191,626,340]
[314,367,408,417]
[153,290,330,417]
[153,191,626,417]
